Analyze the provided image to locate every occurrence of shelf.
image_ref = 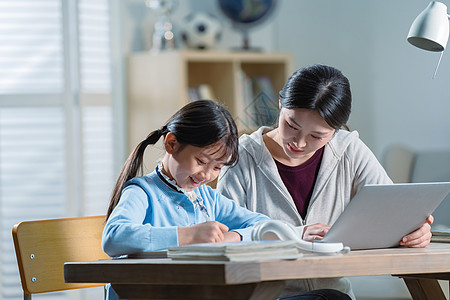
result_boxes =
[127,50,292,172]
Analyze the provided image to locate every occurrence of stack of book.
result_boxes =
[167,240,302,262]
[431,228,450,243]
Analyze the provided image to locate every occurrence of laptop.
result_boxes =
[321,182,450,250]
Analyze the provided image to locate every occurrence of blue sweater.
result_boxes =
[102,170,269,257]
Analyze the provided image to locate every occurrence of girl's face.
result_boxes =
[163,134,229,191]
[277,107,335,164]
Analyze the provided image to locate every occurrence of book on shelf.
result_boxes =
[431,228,450,243]
[188,87,201,101]
[167,240,302,262]
[188,84,216,102]
[198,84,216,100]
[239,72,278,130]
[240,71,257,128]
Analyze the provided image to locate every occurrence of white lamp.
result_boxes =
[407,1,450,52]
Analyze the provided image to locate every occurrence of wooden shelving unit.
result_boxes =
[127,50,292,171]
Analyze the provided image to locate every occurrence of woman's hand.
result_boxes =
[178,221,229,245]
[399,215,434,248]
[302,223,331,242]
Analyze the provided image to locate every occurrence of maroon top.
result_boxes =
[274,147,324,219]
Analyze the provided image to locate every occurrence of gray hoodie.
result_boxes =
[217,126,392,299]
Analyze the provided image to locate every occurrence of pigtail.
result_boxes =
[106,127,167,219]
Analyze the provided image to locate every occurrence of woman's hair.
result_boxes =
[279,64,352,129]
[106,99,239,219]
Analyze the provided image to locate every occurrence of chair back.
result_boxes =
[383,145,416,183]
[12,215,109,296]
[384,145,450,227]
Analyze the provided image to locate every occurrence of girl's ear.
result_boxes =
[164,132,179,154]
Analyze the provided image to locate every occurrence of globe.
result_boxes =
[217,0,276,50]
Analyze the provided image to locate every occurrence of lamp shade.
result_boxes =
[407,1,450,52]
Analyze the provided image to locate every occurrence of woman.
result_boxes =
[216,64,433,299]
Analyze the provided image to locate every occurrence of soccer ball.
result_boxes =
[181,12,222,50]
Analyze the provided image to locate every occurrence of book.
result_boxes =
[239,70,257,129]
[251,76,278,126]
[431,228,450,243]
[188,84,216,102]
[126,250,168,259]
[198,84,216,100]
[167,240,302,262]
[188,87,201,101]
[238,73,279,129]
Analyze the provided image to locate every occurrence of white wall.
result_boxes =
[370,1,450,157]
[274,0,450,159]
[274,0,376,152]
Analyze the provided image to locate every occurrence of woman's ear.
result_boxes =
[164,132,179,154]
[279,99,282,109]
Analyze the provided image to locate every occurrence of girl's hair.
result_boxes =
[106,99,238,219]
[279,64,352,129]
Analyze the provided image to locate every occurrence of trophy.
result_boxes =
[145,0,178,52]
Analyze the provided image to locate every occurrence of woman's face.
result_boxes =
[277,107,335,163]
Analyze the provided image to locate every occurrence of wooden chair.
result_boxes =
[12,215,110,300]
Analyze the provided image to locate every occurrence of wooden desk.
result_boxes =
[64,243,450,300]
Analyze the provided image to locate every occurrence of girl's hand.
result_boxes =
[302,223,331,242]
[222,231,242,243]
[178,221,229,245]
[399,215,434,248]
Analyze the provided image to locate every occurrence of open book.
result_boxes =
[167,240,302,261]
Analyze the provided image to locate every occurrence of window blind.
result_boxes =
[0,107,66,299]
[79,0,114,217]
[0,0,114,299]
[82,105,114,216]
[0,0,64,94]
[79,0,111,93]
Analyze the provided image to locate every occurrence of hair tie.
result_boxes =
[159,125,169,135]
[158,127,167,136]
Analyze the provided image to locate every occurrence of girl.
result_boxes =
[217,65,433,300]
[102,100,271,300]
[102,100,270,258]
